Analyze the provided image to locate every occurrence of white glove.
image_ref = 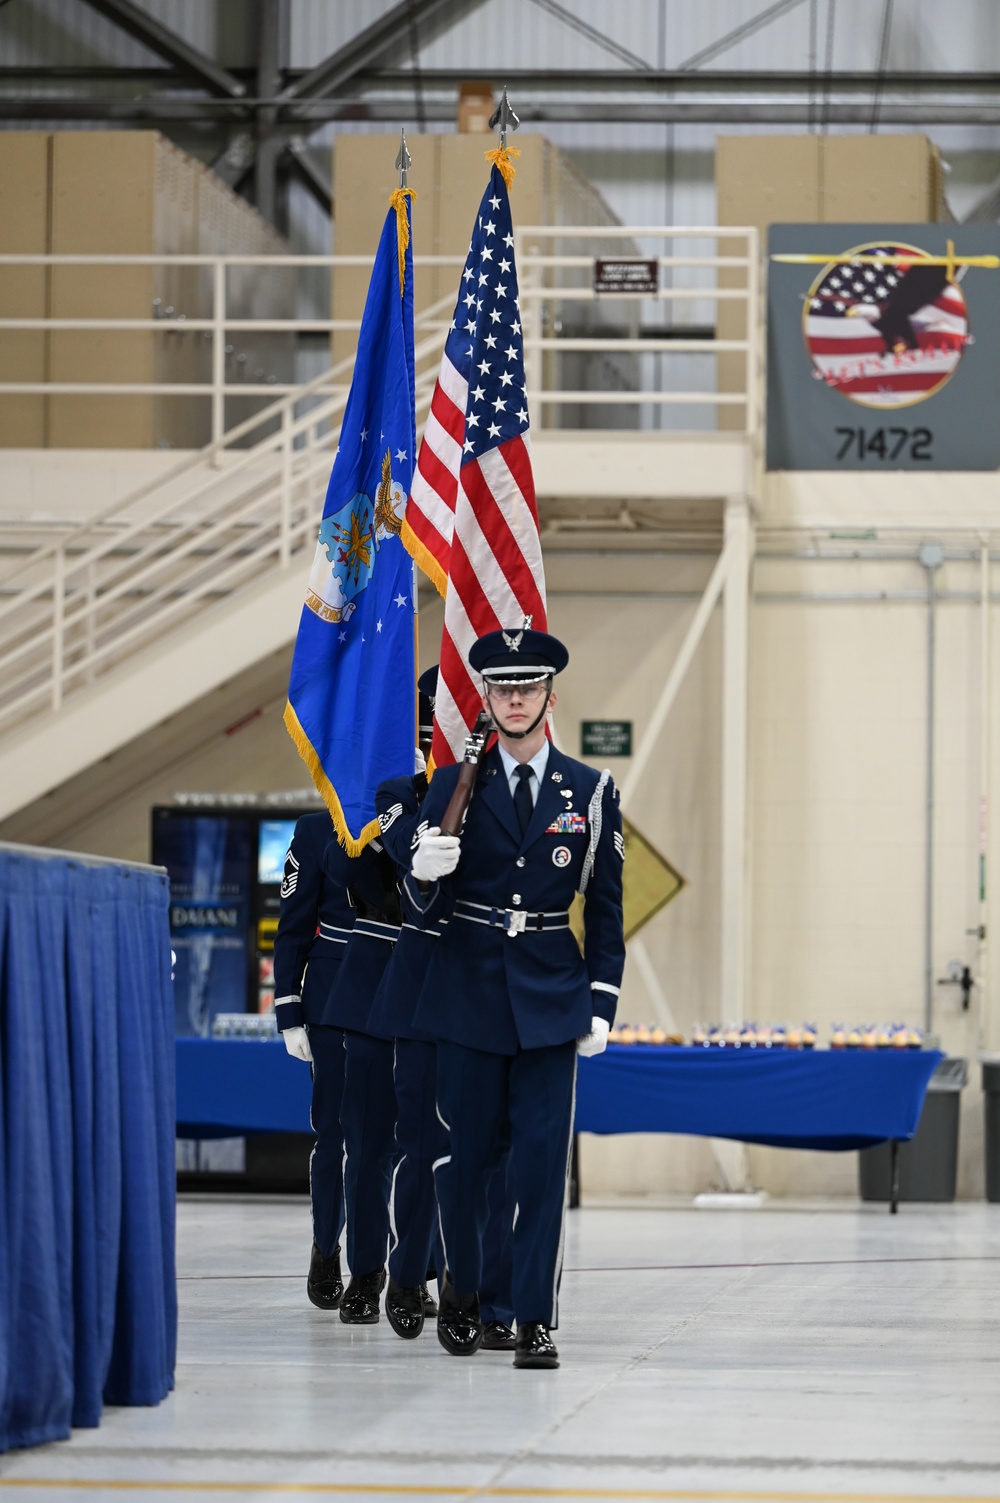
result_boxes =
[414,747,427,774]
[412,826,461,881]
[577,1016,610,1057]
[282,1025,313,1064]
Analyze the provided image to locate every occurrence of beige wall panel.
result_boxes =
[0,132,49,447]
[331,134,415,373]
[716,136,821,432]
[717,135,822,231]
[154,135,202,449]
[822,134,937,223]
[49,132,157,448]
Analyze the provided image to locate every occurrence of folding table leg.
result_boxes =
[890,1139,900,1214]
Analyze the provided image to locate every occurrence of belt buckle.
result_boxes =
[505,909,526,938]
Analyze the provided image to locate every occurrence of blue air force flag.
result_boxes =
[285,195,417,853]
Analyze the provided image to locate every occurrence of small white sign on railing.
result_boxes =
[593,257,659,295]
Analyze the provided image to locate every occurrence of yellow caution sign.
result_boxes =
[570,814,685,948]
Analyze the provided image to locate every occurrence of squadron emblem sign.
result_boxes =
[801,241,970,409]
[767,224,1000,470]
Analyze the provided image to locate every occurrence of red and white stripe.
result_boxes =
[405,371,547,765]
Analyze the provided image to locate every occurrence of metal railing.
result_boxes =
[0,230,758,739]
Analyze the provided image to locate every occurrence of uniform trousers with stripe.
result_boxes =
[435,1039,577,1329]
[341,1031,397,1277]
[388,1038,447,1289]
[307,1024,347,1259]
[479,1148,515,1329]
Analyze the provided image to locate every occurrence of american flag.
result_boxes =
[402,164,546,766]
[804,245,969,407]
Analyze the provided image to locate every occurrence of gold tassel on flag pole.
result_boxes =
[486,85,520,189]
[390,128,416,294]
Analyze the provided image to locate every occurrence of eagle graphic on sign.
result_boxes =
[799,240,972,409]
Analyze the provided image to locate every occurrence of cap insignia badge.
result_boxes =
[501,614,533,653]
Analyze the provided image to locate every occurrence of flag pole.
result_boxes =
[395,127,421,741]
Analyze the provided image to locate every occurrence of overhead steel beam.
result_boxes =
[279,0,482,106]
[6,96,1000,127]
[78,0,245,97]
[4,67,1000,94]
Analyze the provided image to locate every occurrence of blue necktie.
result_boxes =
[513,764,534,840]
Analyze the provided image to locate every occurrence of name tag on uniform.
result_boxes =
[546,812,587,835]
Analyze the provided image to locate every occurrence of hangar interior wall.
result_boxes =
[4,450,996,1199]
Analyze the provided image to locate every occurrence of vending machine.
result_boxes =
[152,800,322,1036]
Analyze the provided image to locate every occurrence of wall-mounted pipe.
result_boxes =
[919,542,945,1034]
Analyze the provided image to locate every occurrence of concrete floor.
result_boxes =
[1,1196,998,1502]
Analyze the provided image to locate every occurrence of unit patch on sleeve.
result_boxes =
[546,812,587,835]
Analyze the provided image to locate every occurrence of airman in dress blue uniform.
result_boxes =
[370,668,516,1348]
[405,626,625,1369]
[320,832,404,1324]
[272,811,355,1310]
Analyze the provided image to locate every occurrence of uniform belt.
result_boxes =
[401,920,443,939]
[353,917,401,942]
[318,922,352,943]
[454,900,570,938]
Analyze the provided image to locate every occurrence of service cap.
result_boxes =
[469,622,568,685]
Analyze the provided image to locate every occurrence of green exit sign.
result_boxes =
[581,720,632,758]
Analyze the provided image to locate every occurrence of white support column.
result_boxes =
[720,494,752,1025]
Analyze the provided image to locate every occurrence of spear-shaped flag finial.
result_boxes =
[488,86,519,150]
[395,128,412,189]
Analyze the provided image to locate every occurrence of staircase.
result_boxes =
[0,295,455,825]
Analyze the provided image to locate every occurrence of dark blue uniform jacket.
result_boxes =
[366,774,441,1043]
[273,811,355,1030]
[404,743,625,1055]
[320,835,402,1033]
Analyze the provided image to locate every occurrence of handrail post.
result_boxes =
[745,226,759,445]
[211,259,226,452]
[52,546,64,711]
[280,401,292,567]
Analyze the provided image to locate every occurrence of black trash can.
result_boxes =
[859,1056,968,1204]
[983,1056,1000,1204]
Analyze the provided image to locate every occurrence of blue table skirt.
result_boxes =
[575,1045,943,1150]
[177,1039,942,1151]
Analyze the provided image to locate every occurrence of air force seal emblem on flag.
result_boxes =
[306,450,407,623]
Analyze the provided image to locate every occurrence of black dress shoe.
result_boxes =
[481,1320,517,1351]
[339,1267,386,1324]
[306,1243,344,1310]
[385,1278,425,1339]
[513,1322,559,1369]
[436,1274,482,1356]
[421,1284,438,1319]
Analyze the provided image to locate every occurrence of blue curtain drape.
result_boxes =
[0,850,176,1453]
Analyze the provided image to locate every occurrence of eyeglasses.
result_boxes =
[487,681,550,702]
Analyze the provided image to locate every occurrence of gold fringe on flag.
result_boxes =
[283,700,381,856]
[389,186,416,294]
[401,515,448,598]
[484,145,519,190]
